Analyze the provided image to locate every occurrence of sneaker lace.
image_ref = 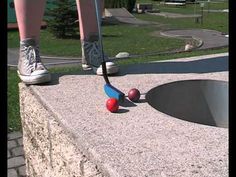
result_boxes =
[84,41,102,67]
[21,45,41,71]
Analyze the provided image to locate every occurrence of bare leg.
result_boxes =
[76,0,103,67]
[76,0,119,75]
[14,0,46,42]
[76,0,105,41]
[15,0,51,84]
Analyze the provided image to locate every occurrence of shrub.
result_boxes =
[45,0,78,38]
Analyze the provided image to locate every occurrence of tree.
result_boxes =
[45,0,78,38]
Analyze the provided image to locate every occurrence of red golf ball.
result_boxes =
[128,88,140,102]
[106,98,119,113]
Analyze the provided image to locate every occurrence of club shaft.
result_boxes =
[94,0,110,84]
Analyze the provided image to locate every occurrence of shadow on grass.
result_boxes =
[118,55,228,75]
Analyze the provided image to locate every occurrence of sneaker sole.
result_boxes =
[94,66,119,76]
[82,64,92,71]
[17,70,51,85]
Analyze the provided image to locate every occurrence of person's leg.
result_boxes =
[14,0,51,84]
[76,0,99,68]
[14,0,46,42]
[76,0,119,75]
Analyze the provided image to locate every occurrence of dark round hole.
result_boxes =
[146,80,228,128]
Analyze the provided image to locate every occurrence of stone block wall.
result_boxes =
[19,83,104,177]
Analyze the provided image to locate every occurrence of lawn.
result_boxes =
[134,1,228,33]
[8,25,185,57]
[8,69,21,132]
[136,0,228,11]
[8,0,228,132]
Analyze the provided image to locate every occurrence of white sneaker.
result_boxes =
[92,62,119,76]
[17,38,51,84]
[82,64,92,70]
[81,35,119,75]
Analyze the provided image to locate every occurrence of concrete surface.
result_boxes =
[19,53,228,177]
[8,132,26,177]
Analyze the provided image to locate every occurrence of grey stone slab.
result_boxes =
[8,169,18,177]
[8,131,22,140]
[17,137,23,146]
[8,156,25,168]
[8,150,11,158]
[18,165,26,176]
[20,94,102,177]
[8,140,17,149]
[20,53,228,177]
[12,146,25,156]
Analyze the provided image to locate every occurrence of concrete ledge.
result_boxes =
[19,84,103,177]
[19,54,228,177]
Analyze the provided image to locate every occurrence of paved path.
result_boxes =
[105,8,160,26]
[8,48,82,68]
[147,12,202,18]
[160,29,228,50]
[8,132,26,177]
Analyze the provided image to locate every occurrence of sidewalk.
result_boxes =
[8,48,82,68]
[8,132,26,177]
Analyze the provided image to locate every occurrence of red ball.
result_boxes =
[128,88,140,102]
[106,98,119,113]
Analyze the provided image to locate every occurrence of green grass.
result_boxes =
[8,69,21,132]
[157,2,228,14]
[136,0,228,11]
[134,3,228,33]
[8,1,228,55]
[134,12,228,32]
[102,25,185,56]
[8,25,186,57]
